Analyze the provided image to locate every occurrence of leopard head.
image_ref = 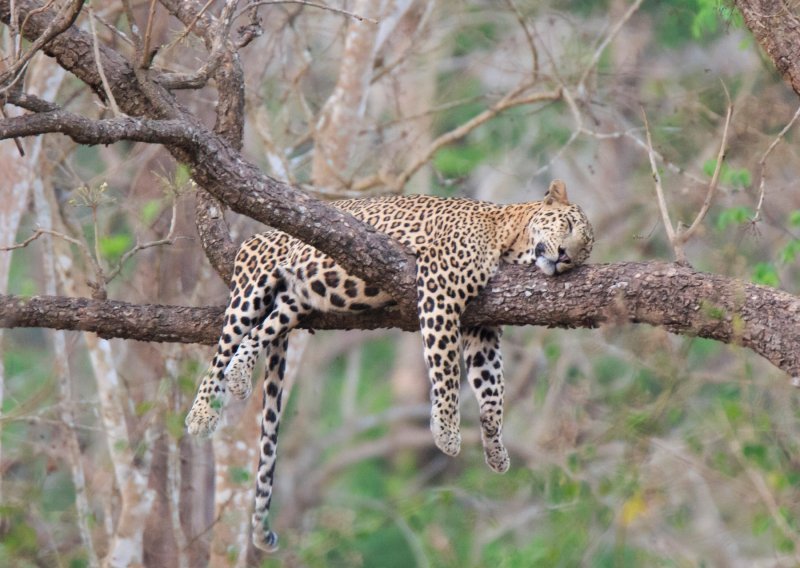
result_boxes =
[529,180,594,276]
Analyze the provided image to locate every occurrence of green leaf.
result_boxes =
[134,401,154,417]
[703,160,751,189]
[433,145,485,177]
[751,262,780,287]
[165,411,185,439]
[789,210,800,227]
[229,466,251,484]
[716,206,753,231]
[175,164,191,187]
[779,240,800,264]
[140,199,163,226]
[99,233,133,262]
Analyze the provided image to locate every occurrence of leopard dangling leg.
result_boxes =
[415,247,466,458]
[251,333,290,552]
[224,278,311,400]
[185,261,277,437]
[463,326,509,473]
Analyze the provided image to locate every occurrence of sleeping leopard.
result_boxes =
[186,179,594,551]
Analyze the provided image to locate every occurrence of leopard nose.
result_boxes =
[534,243,546,258]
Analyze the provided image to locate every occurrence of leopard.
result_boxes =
[185,179,594,552]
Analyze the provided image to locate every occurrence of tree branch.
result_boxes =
[735,0,800,98]
[0,110,197,146]
[0,0,419,313]
[2,261,799,380]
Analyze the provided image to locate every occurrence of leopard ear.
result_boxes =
[543,179,570,206]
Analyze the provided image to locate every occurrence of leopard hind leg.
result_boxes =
[186,244,278,436]
[463,325,509,473]
[224,271,311,398]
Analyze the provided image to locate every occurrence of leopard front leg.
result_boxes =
[416,248,466,457]
[251,334,290,553]
[463,326,509,473]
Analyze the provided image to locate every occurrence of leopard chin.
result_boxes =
[536,256,557,276]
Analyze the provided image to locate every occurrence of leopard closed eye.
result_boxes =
[185,179,594,551]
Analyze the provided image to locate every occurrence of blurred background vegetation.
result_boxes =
[2,0,800,566]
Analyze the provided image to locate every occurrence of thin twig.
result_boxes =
[0,104,25,156]
[578,0,644,90]
[1,0,81,95]
[725,413,800,560]
[642,107,678,257]
[103,197,181,283]
[237,0,379,24]
[0,227,83,252]
[353,86,562,192]
[752,103,800,224]
[679,84,733,245]
[172,0,216,47]
[88,4,122,116]
[504,0,538,83]
[141,0,159,66]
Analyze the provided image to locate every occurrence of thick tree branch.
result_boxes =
[0,0,419,312]
[1,0,798,384]
[2,261,798,380]
[735,0,800,97]
[0,111,197,146]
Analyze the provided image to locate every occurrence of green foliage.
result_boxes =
[702,159,752,189]
[0,506,38,559]
[751,262,780,287]
[98,233,134,262]
[716,205,753,230]
[229,466,252,485]
[779,240,800,264]
[452,21,498,57]
[140,199,163,226]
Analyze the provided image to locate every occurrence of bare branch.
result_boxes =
[0,110,196,146]
[753,102,800,224]
[239,0,379,24]
[88,3,122,115]
[504,0,538,82]
[103,197,182,283]
[577,0,645,90]
[353,86,563,192]
[1,261,799,380]
[678,86,733,244]
[0,0,83,94]
[642,108,678,258]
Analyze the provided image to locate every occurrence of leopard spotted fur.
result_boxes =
[186,179,594,551]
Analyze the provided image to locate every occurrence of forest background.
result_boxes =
[2,0,800,567]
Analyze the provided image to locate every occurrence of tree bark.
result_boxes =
[735,0,800,97]
[0,1,798,383]
[2,260,799,379]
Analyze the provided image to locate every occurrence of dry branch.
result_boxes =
[0,0,799,384]
[2,261,799,380]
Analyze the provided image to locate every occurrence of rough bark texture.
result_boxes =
[0,0,418,313]
[0,0,798,385]
[3,261,799,379]
[735,0,800,97]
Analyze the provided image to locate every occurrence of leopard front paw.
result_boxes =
[431,419,461,457]
[185,398,223,437]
